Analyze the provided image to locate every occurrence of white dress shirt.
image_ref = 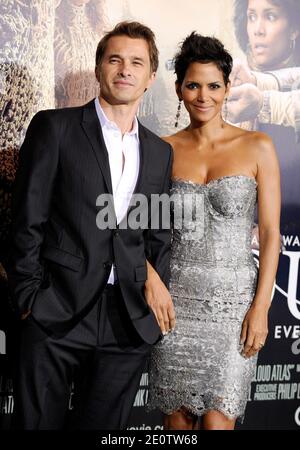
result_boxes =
[94,97,140,284]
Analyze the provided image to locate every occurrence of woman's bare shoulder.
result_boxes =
[233,126,272,143]
[161,135,174,145]
[161,130,188,147]
[229,126,274,153]
[244,131,275,158]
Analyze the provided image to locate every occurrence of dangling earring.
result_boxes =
[223,97,228,122]
[175,99,182,128]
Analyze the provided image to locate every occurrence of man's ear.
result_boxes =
[146,71,156,90]
[95,66,100,83]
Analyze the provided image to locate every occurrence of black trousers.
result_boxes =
[12,285,151,430]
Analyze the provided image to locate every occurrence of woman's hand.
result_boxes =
[145,261,176,335]
[230,60,256,87]
[240,302,269,358]
[227,84,263,122]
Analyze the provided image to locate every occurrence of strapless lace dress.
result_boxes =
[148,175,258,421]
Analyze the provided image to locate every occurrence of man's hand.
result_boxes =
[145,261,175,335]
[227,83,263,123]
[230,60,256,87]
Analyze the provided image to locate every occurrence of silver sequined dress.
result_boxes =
[148,175,258,420]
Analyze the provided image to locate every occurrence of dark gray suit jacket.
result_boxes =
[7,99,173,344]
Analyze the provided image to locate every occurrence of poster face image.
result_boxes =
[0,0,299,430]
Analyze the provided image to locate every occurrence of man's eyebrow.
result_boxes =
[132,56,146,62]
[106,54,146,62]
[107,53,122,59]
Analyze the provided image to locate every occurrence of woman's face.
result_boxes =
[247,0,296,69]
[178,62,228,125]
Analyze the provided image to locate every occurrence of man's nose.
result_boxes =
[118,61,131,77]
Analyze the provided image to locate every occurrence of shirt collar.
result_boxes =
[94,97,139,136]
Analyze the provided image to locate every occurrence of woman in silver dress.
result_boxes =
[147,33,281,430]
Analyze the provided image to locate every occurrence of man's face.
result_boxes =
[96,36,156,106]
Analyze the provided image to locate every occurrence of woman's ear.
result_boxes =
[225,80,231,98]
[175,81,182,100]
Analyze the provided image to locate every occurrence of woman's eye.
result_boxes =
[267,13,277,22]
[209,84,221,90]
[247,13,256,23]
[186,83,198,89]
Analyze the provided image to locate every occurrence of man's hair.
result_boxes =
[95,21,159,73]
[174,32,233,86]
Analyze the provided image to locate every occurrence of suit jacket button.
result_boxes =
[114,231,119,237]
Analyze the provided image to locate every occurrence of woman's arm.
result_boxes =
[231,60,300,91]
[254,67,300,92]
[145,260,175,335]
[241,133,281,358]
[228,85,300,140]
[258,90,300,140]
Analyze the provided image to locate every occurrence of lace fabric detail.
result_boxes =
[148,176,258,421]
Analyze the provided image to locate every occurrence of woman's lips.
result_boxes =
[253,44,269,55]
[193,105,213,112]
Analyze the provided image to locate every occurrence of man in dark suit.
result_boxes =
[7,21,175,430]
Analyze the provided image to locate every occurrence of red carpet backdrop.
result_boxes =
[0,0,299,430]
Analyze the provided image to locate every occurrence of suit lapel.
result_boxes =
[134,121,149,195]
[81,100,113,195]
